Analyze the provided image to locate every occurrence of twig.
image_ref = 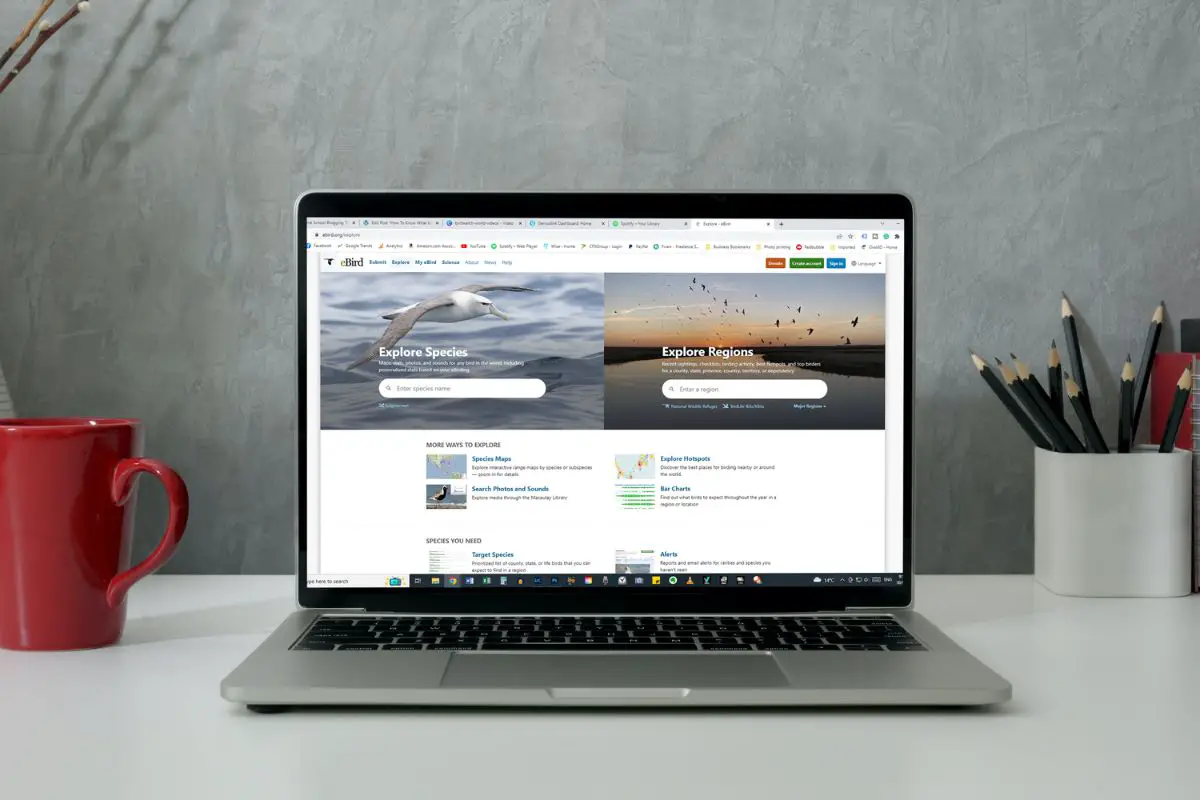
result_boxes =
[0,0,56,74]
[0,2,87,97]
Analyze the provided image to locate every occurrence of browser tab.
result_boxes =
[446,218,526,229]
[358,218,442,229]
[531,219,606,229]
[609,219,691,230]
[692,219,774,231]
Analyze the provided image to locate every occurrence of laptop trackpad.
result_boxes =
[441,653,789,689]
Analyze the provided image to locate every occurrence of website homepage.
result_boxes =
[307,218,905,590]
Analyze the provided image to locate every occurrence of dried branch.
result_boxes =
[0,0,56,74]
[0,2,89,98]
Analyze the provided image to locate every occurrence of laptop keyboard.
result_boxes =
[291,615,926,652]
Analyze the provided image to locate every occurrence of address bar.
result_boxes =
[311,231,366,239]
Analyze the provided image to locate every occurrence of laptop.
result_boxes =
[221,191,1011,710]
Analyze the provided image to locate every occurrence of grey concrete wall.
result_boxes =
[1,0,1197,574]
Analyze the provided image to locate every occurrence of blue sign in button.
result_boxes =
[826,257,846,269]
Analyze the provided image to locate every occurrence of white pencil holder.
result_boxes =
[1034,446,1193,597]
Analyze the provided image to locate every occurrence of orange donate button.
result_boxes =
[765,257,786,268]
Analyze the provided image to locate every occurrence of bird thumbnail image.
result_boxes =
[347,284,536,369]
[426,482,467,510]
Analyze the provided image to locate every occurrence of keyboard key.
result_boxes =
[428,644,478,651]
[886,643,927,651]
[482,642,615,651]
[382,644,424,650]
[619,643,698,650]
[799,644,840,651]
[307,630,374,639]
[337,644,380,651]
[701,644,753,651]
[292,643,336,650]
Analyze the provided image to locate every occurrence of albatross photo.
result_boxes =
[320,272,605,430]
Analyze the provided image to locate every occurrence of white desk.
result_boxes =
[1,576,1196,798]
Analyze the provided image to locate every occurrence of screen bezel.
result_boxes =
[296,191,914,613]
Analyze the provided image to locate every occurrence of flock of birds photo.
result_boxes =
[606,275,873,349]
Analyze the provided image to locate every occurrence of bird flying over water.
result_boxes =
[851,316,859,327]
[347,284,535,370]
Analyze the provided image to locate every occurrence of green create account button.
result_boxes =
[790,257,823,269]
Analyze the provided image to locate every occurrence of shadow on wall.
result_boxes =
[43,0,247,180]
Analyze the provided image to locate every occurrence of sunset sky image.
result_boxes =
[604,272,884,349]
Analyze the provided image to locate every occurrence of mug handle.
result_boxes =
[105,458,190,609]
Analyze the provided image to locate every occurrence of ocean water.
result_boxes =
[320,354,604,430]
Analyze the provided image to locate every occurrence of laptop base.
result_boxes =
[222,610,1011,709]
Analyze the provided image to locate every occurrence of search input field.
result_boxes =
[378,379,546,399]
[661,379,829,400]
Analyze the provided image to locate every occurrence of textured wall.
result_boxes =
[1,0,1198,574]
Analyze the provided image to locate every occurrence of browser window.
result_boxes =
[305,217,905,589]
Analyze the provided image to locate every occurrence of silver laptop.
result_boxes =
[221,191,1010,710]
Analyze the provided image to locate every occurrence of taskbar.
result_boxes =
[353,573,906,589]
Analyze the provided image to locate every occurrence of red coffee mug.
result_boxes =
[0,418,189,650]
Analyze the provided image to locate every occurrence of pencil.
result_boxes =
[1118,356,1134,453]
[995,358,1064,451]
[1157,366,1193,453]
[971,352,1053,450]
[1065,374,1109,453]
[1048,340,1064,418]
[1011,354,1085,453]
[1061,295,1091,411]
[1131,301,1164,439]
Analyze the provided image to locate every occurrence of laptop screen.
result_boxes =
[305,215,905,591]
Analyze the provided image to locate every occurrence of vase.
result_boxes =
[0,362,13,417]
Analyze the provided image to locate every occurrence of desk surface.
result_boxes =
[1,576,1197,798]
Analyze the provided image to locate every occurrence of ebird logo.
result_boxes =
[339,257,364,267]
[323,258,334,266]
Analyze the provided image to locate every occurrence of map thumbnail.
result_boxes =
[426,453,468,480]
